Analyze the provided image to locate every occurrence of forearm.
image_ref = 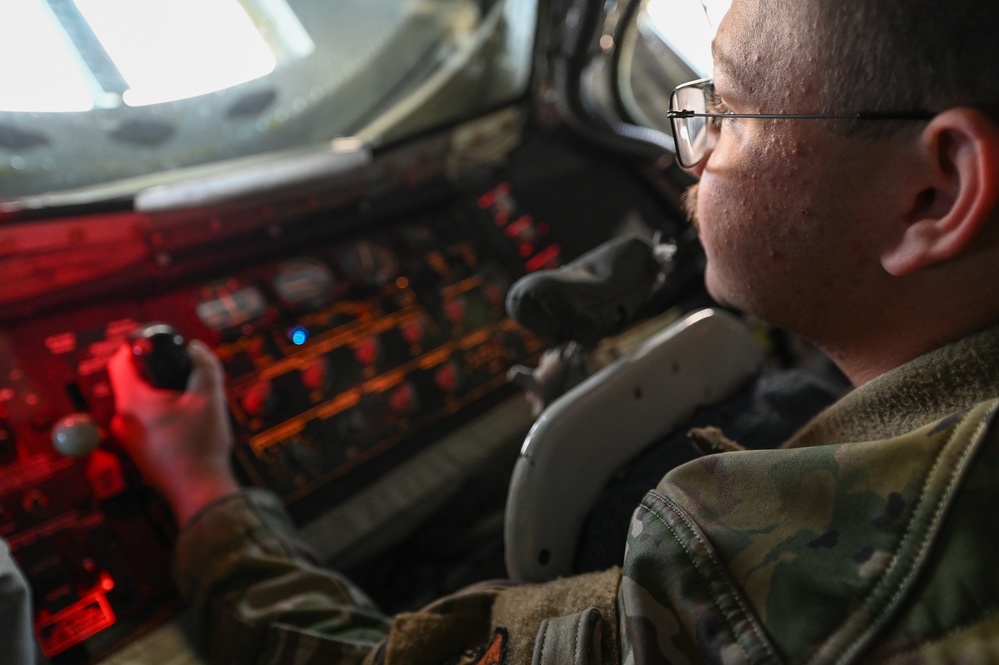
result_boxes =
[174,490,390,663]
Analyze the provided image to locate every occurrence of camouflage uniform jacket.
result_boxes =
[176,326,999,665]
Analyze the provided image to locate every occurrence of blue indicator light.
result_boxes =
[289,326,308,345]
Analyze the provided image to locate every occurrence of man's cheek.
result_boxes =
[692,174,735,240]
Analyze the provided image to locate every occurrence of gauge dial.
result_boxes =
[195,278,268,331]
[272,258,336,308]
[337,240,398,287]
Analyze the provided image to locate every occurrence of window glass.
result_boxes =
[0,0,536,203]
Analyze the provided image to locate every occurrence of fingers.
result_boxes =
[108,344,167,412]
[109,337,222,393]
[107,343,137,388]
[185,339,225,395]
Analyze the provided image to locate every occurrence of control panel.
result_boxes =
[0,200,555,661]
[0,123,687,661]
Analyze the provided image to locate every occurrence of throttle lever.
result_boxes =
[129,323,192,391]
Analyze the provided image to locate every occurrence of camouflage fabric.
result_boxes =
[622,399,999,663]
[177,326,999,664]
[620,325,999,663]
[174,490,391,664]
[175,490,621,665]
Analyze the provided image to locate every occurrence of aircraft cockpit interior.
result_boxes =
[0,1,847,662]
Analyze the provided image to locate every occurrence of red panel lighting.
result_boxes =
[526,244,563,272]
[35,592,116,658]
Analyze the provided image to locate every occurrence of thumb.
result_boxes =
[184,340,225,395]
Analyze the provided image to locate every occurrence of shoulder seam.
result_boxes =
[642,491,781,664]
[829,400,999,665]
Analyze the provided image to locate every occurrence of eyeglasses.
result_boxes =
[666,78,936,168]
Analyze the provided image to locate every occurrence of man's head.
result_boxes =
[684,0,999,384]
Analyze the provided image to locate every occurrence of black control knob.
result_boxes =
[129,323,192,391]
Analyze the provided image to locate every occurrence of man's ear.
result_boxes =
[881,108,999,277]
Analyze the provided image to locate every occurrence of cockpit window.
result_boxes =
[643,0,730,77]
[616,0,729,137]
[0,0,536,203]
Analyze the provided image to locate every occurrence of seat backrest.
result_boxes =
[504,308,764,582]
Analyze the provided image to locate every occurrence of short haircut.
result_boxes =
[749,0,999,135]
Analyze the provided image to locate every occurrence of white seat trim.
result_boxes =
[504,308,764,582]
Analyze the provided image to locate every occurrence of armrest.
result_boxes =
[504,308,764,582]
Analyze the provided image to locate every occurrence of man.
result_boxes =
[108,0,999,662]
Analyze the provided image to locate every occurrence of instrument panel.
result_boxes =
[0,126,686,662]
[0,209,545,661]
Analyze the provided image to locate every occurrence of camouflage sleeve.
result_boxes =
[173,489,391,665]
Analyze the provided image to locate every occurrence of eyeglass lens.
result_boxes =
[670,84,712,167]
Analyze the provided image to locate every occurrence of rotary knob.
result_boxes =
[129,323,192,391]
[51,413,102,457]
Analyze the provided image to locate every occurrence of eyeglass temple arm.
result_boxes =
[667,109,936,120]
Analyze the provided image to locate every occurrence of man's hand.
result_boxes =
[108,339,240,527]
